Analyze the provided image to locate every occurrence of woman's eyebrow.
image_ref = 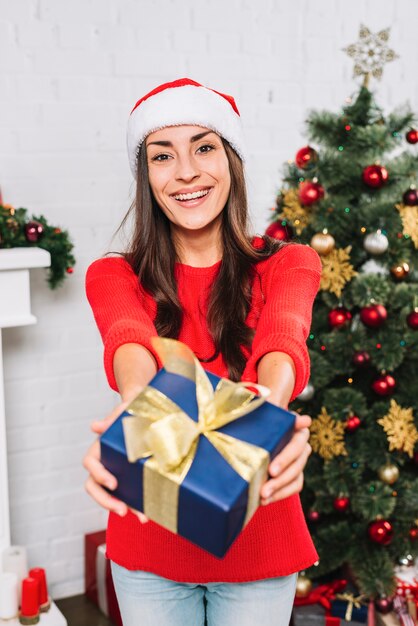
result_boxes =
[147,130,215,147]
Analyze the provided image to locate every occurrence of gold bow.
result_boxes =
[334,592,368,621]
[122,337,272,534]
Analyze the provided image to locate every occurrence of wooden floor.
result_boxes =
[55,595,115,626]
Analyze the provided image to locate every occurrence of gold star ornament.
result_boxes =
[343,25,398,85]
[278,188,312,235]
[377,399,418,458]
[310,407,347,461]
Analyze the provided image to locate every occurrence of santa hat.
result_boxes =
[127,78,245,176]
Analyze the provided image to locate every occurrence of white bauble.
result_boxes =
[297,382,315,401]
[363,230,389,256]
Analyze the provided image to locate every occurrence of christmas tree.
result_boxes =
[266,26,418,600]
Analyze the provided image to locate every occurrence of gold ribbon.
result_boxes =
[334,592,368,621]
[122,337,272,534]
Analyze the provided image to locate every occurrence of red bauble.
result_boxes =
[24,220,44,243]
[352,350,371,367]
[372,374,396,396]
[409,527,418,541]
[295,146,318,169]
[375,596,393,614]
[299,180,325,205]
[406,129,418,144]
[346,415,361,432]
[362,164,389,188]
[66,267,74,274]
[307,510,320,522]
[328,307,352,329]
[333,496,350,512]
[265,221,293,241]
[403,188,418,206]
[368,519,394,545]
[406,310,418,330]
[360,304,387,328]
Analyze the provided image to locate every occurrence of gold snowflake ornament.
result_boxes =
[279,189,312,235]
[343,25,398,85]
[396,203,418,249]
[310,407,347,461]
[377,399,418,458]
[320,246,357,298]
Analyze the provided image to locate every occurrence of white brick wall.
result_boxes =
[0,0,417,599]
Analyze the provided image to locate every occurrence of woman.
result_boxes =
[84,78,321,626]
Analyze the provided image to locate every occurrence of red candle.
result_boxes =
[19,576,40,624]
[28,568,49,610]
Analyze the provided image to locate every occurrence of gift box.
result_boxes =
[84,531,122,626]
[100,337,296,558]
[331,594,369,623]
[292,604,364,626]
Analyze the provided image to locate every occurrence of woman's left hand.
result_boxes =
[260,414,312,505]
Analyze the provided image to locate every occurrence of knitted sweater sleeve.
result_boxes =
[85,257,161,392]
[242,244,322,401]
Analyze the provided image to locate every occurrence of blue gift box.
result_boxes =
[331,599,368,623]
[100,365,295,558]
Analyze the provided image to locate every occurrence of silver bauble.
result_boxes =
[363,230,389,256]
[297,382,315,401]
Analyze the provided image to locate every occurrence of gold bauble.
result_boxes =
[390,262,410,281]
[295,574,313,598]
[310,230,335,255]
[378,463,400,485]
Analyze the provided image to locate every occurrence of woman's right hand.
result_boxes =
[83,399,149,523]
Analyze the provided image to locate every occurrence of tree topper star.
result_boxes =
[343,25,398,86]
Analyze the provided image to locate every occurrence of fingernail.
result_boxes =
[106,480,116,490]
[263,487,273,498]
[116,508,126,517]
[271,464,281,477]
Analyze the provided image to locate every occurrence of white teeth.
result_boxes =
[173,189,210,201]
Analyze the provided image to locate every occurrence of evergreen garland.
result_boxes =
[0,204,76,289]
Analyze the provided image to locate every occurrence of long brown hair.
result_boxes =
[115,137,285,381]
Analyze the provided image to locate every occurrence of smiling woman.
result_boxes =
[83,78,322,626]
[145,126,231,244]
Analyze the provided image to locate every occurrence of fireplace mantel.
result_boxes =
[0,247,51,555]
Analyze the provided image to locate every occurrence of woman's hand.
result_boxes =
[83,399,149,524]
[260,414,312,505]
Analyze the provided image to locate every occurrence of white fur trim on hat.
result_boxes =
[127,80,245,177]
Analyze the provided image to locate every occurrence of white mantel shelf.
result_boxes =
[0,248,51,328]
[0,247,51,555]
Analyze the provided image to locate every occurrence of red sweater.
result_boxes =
[85,242,321,582]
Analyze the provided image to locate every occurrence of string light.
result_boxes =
[338,146,344,151]
[369,485,375,493]
[347,377,353,384]
[320,345,326,351]
[298,177,305,182]
[344,207,350,213]
[360,227,366,233]
[376,343,382,349]
[345,124,351,131]
[400,340,406,346]
[309,333,315,340]
[281,220,287,226]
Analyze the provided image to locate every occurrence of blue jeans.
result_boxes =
[111,561,297,626]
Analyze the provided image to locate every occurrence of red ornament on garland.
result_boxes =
[368,519,394,545]
[265,221,293,241]
[360,304,387,328]
[407,310,418,330]
[346,415,361,432]
[372,374,396,396]
[352,350,371,367]
[299,180,324,205]
[24,220,44,243]
[295,146,318,169]
[403,187,418,206]
[406,129,418,144]
[362,164,389,189]
[66,267,74,274]
[328,307,352,329]
[333,496,350,512]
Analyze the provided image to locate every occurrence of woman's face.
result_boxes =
[145,125,231,234]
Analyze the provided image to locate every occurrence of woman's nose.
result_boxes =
[175,155,199,182]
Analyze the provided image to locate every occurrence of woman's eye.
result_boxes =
[152,153,170,162]
[197,144,215,154]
